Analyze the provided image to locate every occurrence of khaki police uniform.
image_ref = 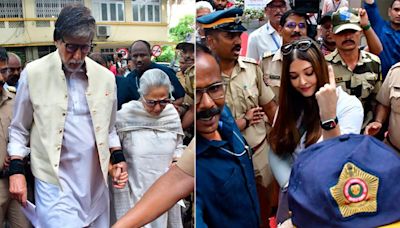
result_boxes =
[260,49,282,102]
[0,89,30,227]
[326,49,382,128]
[376,63,400,152]
[222,56,275,188]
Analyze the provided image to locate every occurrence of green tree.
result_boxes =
[155,45,175,63]
[169,15,195,42]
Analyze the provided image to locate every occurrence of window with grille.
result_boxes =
[0,0,23,18]
[132,0,161,22]
[35,0,83,18]
[92,0,124,22]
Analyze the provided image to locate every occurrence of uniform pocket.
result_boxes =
[390,86,400,114]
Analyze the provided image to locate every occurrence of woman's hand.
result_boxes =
[316,65,338,121]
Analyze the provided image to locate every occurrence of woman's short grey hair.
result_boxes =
[196,1,214,12]
[138,69,174,97]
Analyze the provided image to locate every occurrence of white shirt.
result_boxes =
[9,68,120,227]
[270,87,364,188]
[246,21,282,61]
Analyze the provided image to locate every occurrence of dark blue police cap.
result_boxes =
[196,7,246,32]
[288,134,400,227]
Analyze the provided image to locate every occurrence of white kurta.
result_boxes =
[113,100,185,228]
[9,68,120,227]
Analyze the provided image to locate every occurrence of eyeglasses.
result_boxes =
[281,39,315,56]
[196,81,226,104]
[0,68,8,75]
[285,22,306,29]
[62,38,93,54]
[142,97,172,107]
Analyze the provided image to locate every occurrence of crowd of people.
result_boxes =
[1,3,195,228]
[196,0,400,227]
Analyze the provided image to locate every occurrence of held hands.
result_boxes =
[9,174,27,207]
[315,65,338,121]
[245,107,265,125]
[111,162,128,189]
[364,121,382,136]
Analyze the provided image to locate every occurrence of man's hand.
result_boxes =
[245,107,265,125]
[111,161,128,189]
[364,121,382,136]
[9,174,27,207]
[358,8,370,28]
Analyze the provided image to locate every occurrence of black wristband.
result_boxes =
[110,150,126,165]
[8,159,25,176]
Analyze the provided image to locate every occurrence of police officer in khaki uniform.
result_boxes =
[365,63,400,153]
[0,48,30,228]
[326,8,382,128]
[260,10,309,101]
[198,8,278,226]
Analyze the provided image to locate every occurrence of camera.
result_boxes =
[117,53,123,58]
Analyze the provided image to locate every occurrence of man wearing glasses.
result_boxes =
[260,10,309,101]
[196,43,260,227]
[198,8,277,227]
[0,47,31,227]
[247,0,287,61]
[7,4,127,227]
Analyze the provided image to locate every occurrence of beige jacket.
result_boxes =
[24,51,116,186]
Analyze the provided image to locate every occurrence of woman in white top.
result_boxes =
[112,69,185,228]
[268,37,364,224]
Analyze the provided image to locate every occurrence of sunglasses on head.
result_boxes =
[281,39,315,56]
[62,38,93,54]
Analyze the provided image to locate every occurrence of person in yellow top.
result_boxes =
[198,7,278,226]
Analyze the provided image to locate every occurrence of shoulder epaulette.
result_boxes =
[364,52,381,64]
[262,50,275,59]
[239,56,257,64]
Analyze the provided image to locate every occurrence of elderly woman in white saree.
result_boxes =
[111,69,185,228]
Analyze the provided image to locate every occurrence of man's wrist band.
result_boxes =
[110,150,126,165]
[8,159,25,176]
[362,23,371,31]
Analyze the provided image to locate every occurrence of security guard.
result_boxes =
[198,7,278,226]
[326,8,382,128]
[365,62,400,153]
[260,10,309,102]
[175,41,195,145]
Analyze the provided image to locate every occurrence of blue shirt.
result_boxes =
[196,106,260,228]
[116,62,185,109]
[365,2,400,79]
